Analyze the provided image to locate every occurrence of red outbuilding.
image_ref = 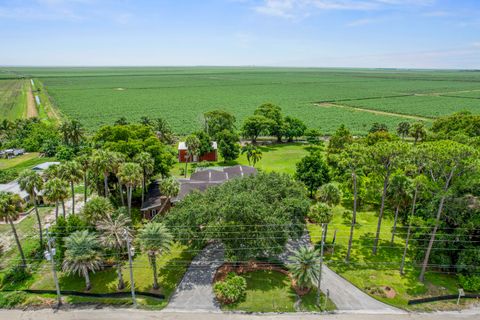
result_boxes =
[178,141,218,163]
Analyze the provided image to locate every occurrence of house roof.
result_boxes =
[32,162,61,171]
[178,141,217,150]
[140,181,168,211]
[0,181,29,200]
[173,165,257,202]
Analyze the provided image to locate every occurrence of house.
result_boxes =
[0,181,30,202]
[178,141,218,163]
[141,165,257,219]
[32,162,60,172]
[140,181,171,219]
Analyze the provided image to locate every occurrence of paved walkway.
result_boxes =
[163,242,225,312]
[280,233,404,313]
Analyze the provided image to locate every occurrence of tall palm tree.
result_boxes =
[96,212,132,290]
[43,164,60,180]
[77,154,91,202]
[287,246,321,292]
[18,169,44,246]
[60,119,85,146]
[0,192,26,268]
[396,122,411,140]
[117,163,142,218]
[134,152,154,206]
[58,161,83,215]
[156,177,180,215]
[44,178,69,221]
[111,152,126,206]
[184,135,200,177]
[91,149,116,197]
[138,222,173,290]
[63,230,103,291]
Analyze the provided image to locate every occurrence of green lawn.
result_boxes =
[307,204,462,310]
[0,153,55,171]
[30,242,194,309]
[222,270,335,312]
[171,143,311,176]
[0,206,52,234]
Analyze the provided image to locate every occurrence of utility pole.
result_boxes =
[316,223,326,308]
[124,230,137,308]
[44,224,62,307]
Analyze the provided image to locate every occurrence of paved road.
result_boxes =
[1,309,479,320]
[280,233,403,312]
[163,242,224,312]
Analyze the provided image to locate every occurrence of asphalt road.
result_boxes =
[1,309,479,320]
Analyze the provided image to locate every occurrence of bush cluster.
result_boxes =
[459,275,480,292]
[213,272,247,304]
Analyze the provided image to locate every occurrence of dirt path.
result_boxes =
[315,103,432,122]
[25,80,38,118]
[415,88,480,97]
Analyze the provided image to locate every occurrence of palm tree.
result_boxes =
[396,122,411,140]
[44,178,69,221]
[43,164,60,180]
[184,135,200,177]
[287,246,321,292]
[96,212,132,290]
[134,152,154,206]
[77,154,91,202]
[386,172,412,244]
[63,230,103,291]
[18,169,44,246]
[409,122,427,145]
[0,192,26,268]
[117,162,142,218]
[60,119,85,146]
[111,152,126,206]
[81,196,114,222]
[156,177,180,215]
[58,161,83,215]
[91,149,116,197]
[241,144,262,167]
[138,222,173,290]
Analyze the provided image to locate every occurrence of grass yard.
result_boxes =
[307,205,462,310]
[222,270,335,312]
[2,67,480,134]
[171,143,311,176]
[0,153,43,170]
[30,242,194,309]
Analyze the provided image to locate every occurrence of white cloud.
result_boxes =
[254,0,435,18]
[346,18,375,27]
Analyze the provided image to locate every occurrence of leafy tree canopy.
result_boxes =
[163,172,310,261]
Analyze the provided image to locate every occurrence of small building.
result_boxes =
[142,165,256,219]
[178,141,218,163]
[0,149,25,159]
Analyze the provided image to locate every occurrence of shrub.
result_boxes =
[213,272,247,304]
[0,291,28,308]
[457,248,480,275]
[0,266,31,288]
[316,183,342,206]
[459,275,480,292]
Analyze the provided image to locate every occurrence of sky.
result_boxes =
[1,0,480,68]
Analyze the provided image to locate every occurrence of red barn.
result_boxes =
[178,141,218,163]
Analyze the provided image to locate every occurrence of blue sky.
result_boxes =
[1,0,480,68]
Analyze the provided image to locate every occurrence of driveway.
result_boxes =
[163,242,225,312]
[280,233,404,313]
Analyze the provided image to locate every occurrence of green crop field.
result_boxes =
[0,79,26,120]
[1,67,480,134]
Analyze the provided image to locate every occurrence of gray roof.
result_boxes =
[0,181,29,200]
[32,162,60,171]
[141,181,168,211]
[173,165,257,202]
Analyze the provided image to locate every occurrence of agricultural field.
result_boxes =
[1,67,480,134]
[0,79,27,120]
[339,95,480,118]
